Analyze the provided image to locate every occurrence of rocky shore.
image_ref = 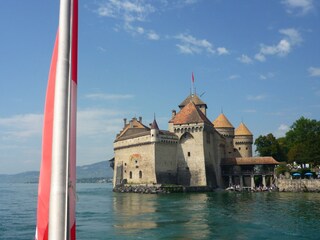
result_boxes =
[113,184,213,194]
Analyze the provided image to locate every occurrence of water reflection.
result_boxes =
[112,193,211,239]
[110,190,320,240]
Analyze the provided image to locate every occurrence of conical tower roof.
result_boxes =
[151,119,159,130]
[212,113,234,128]
[235,122,252,136]
[179,94,207,109]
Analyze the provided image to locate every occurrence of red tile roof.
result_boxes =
[235,122,252,136]
[179,94,207,109]
[213,113,234,128]
[221,157,280,165]
[170,101,212,125]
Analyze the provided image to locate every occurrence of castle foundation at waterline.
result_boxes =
[112,93,279,191]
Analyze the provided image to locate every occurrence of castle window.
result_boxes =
[139,171,142,178]
[246,147,248,150]
[136,166,139,168]
[188,152,191,157]
[135,160,138,164]
[239,147,241,150]
[124,163,127,166]
[129,171,132,179]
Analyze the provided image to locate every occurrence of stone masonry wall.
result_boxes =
[277,179,320,192]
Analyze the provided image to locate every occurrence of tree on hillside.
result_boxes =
[285,117,320,165]
[254,133,286,161]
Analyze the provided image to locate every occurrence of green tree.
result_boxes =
[254,133,286,161]
[285,117,320,165]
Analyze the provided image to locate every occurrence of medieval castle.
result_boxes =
[112,93,278,189]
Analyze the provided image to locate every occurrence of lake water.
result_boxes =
[1,183,320,239]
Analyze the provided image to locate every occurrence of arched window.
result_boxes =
[139,170,142,179]
[129,171,132,179]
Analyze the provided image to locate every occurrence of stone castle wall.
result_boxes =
[113,141,156,186]
[155,142,177,184]
[176,129,207,186]
[277,179,320,192]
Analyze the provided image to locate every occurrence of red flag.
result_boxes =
[36,1,78,239]
[192,72,194,83]
[35,31,58,240]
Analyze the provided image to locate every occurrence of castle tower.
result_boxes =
[234,122,253,157]
[178,94,207,116]
[169,99,221,187]
[212,113,235,158]
[150,118,159,143]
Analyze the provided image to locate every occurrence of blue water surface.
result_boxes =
[1,183,320,240]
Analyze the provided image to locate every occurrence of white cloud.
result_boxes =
[282,0,314,15]
[237,54,253,64]
[175,34,215,54]
[0,114,43,140]
[85,93,135,100]
[274,123,289,137]
[255,28,302,61]
[308,67,320,77]
[97,0,155,22]
[185,0,198,4]
[255,53,266,62]
[259,72,275,80]
[247,94,266,101]
[78,108,126,136]
[97,46,107,52]
[136,26,145,34]
[97,0,156,38]
[229,74,240,80]
[279,28,303,45]
[147,31,160,40]
[259,74,267,80]
[217,47,229,55]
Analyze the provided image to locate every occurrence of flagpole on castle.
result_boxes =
[49,0,72,239]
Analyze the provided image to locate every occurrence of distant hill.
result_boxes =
[0,161,113,183]
[77,161,113,179]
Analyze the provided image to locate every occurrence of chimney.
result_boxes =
[172,109,176,118]
[139,116,142,123]
[123,118,127,127]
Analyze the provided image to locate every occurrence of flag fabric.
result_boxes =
[69,0,78,238]
[36,1,78,239]
[192,72,195,83]
[35,31,58,240]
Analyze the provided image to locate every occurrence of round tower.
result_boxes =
[212,113,235,157]
[234,122,253,157]
[150,119,159,143]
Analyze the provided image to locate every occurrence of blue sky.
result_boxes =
[0,0,319,174]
